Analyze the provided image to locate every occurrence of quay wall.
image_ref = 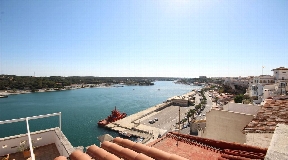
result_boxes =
[105,91,196,144]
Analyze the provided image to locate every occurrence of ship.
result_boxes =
[98,106,127,127]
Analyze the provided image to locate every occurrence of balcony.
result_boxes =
[5,143,59,160]
[0,113,74,160]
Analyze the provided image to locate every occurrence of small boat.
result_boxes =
[119,131,132,138]
[0,95,8,98]
[98,106,127,127]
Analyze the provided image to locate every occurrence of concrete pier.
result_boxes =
[105,91,196,144]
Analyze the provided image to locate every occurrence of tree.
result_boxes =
[214,97,219,105]
[186,109,195,123]
[234,94,244,103]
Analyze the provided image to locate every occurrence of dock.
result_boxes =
[105,91,196,144]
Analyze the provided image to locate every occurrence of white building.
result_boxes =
[246,67,288,104]
[272,67,288,80]
[224,77,250,90]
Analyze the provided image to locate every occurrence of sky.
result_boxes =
[0,0,287,78]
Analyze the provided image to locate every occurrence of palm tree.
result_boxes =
[186,109,195,123]
[214,97,219,106]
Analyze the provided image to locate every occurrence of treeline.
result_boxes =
[176,78,224,85]
[0,75,177,91]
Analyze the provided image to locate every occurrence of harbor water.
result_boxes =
[0,81,201,147]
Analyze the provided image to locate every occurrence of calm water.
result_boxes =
[0,81,200,147]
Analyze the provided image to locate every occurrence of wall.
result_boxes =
[245,133,273,149]
[265,124,288,160]
[274,70,288,80]
[0,128,72,156]
[202,109,254,144]
[0,128,60,156]
[190,121,206,134]
[222,103,260,115]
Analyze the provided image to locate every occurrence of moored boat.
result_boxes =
[98,106,127,127]
[0,95,8,98]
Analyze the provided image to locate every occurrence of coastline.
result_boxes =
[105,90,197,144]
[0,84,111,96]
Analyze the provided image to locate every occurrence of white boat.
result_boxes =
[0,95,8,98]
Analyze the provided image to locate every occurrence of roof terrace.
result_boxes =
[0,113,74,160]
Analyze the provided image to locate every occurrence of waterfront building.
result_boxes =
[246,67,288,104]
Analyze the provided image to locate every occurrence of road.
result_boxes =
[194,92,213,121]
[140,105,194,132]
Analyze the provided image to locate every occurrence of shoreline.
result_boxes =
[0,85,112,96]
[105,90,197,144]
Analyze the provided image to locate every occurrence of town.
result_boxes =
[0,66,287,159]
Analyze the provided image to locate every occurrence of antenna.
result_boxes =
[262,66,264,75]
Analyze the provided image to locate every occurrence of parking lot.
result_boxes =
[140,105,194,132]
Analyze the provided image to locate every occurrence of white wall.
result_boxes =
[222,103,260,115]
[273,70,288,80]
[0,128,71,157]
[202,109,254,144]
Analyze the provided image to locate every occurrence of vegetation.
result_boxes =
[0,75,177,91]
[185,109,195,122]
[234,94,251,103]
[176,77,224,85]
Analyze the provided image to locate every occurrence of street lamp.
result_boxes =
[177,105,180,147]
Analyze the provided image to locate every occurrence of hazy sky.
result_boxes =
[0,0,287,77]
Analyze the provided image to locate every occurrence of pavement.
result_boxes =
[194,92,215,121]
[105,91,196,144]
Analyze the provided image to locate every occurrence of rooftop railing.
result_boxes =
[0,112,62,160]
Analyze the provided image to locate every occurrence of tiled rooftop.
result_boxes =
[7,143,60,160]
[55,132,267,160]
[271,67,288,71]
[244,97,288,133]
[149,132,267,160]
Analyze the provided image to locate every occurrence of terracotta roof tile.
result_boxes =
[55,132,267,160]
[54,156,67,160]
[69,150,92,160]
[244,99,288,133]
